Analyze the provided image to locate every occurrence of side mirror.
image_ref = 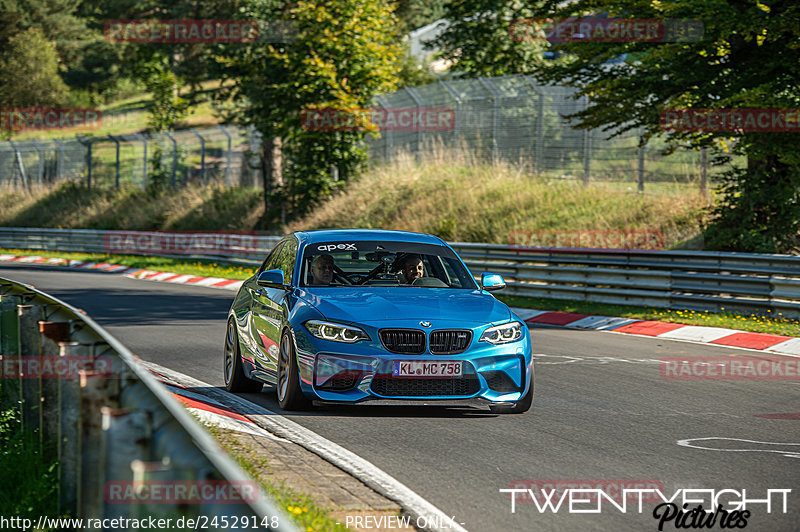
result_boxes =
[480,272,506,292]
[257,269,287,290]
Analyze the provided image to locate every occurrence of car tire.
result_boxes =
[224,319,263,393]
[277,329,312,411]
[490,367,534,414]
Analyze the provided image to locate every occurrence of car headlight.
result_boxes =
[304,320,370,343]
[479,321,523,345]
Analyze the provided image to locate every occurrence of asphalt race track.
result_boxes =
[3,263,798,531]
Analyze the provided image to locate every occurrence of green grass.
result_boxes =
[0,248,256,280]
[203,424,349,532]
[0,409,60,527]
[498,295,800,337]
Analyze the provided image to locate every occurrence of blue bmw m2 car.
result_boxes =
[223,229,533,413]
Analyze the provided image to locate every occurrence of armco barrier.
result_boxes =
[0,276,296,531]
[1,227,799,317]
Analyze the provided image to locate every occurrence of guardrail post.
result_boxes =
[58,342,88,516]
[0,294,22,411]
[101,408,152,522]
[108,134,121,189]
[40,321,70,458]
[80,350,117,522]
[18,304,43,440]
[191,129,206,183]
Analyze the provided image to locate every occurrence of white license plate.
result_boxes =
[392,361,462,378]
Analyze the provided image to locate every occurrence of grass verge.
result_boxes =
[203,423,347,532]
[2,248,796,337]
[0,248,256,280]
[0,409,60,526]
[498,295,800,337]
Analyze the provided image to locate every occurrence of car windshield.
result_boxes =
[300,240,477,289]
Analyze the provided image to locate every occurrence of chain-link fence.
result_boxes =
[367,74,744,191]
[0,125,261,189]
[2,74,745,192]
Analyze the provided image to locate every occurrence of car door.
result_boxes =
[250,237,298,379]
[246,241,284,380]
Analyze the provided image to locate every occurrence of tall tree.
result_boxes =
[220,0,402,223]
[435,0,800,253]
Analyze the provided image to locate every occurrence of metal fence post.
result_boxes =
[405,87,424,158]
[164,131,178,188]
[700,147,708,196]
[637,131,646,194]
[375,95,392,162]
[31,139,45,184]
[8,139,28,189]
[582,97,591,186]
[108,134,120,188]
[218,125,233,186]
[439,80,462,144]
[76,135,92,189]
[55,138,65,182]
[191,129,206,183]
[134,133,148,188]
[479,77,500,164]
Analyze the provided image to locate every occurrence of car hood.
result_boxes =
[296,287,511,325]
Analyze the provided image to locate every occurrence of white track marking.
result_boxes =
[139,360,468,532]
[769,338,800,356]
[566,315,636,330]
[677,437,800,459]
[658,326,739,343]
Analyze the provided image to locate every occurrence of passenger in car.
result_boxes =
[401,254,425,284]
[310,254,335,285]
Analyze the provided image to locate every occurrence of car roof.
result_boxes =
[295,229,446,247]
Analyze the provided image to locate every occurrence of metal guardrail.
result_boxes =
[0,276,296,531]
[1,227,799,318]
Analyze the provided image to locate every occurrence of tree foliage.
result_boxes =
[220,0,402,222]
[435,0,800,252]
